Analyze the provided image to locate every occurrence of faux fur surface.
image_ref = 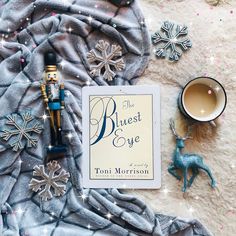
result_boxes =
[129,0,236,235]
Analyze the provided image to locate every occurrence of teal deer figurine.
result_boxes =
[168,119,216,192]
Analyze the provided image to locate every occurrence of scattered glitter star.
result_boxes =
[231,163,235,169]
[80,193,87,202]
[106,212,112,219]
[87,224,91,229]
[162,188,170,194]
[170,37,177,43]
[67,132,73,140]
[87,16,93,24]
[65,91,70,97]
[19,159,23,164]
[48,145,53,150]
[59,60,66,68]
[20,58,25,63]
[140,20,145,26]
[15,207,24,215]
[200,109,205,114]
[210,56,215,64]
[208,90,212,95]
[215,86,220,92]
[41,113,48,121]
[85,80,91,86]
[189,207,195,213]
[68,27,73,33]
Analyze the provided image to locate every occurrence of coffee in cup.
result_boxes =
[178,77,227,125]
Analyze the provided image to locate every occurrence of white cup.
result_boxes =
[178,77,227,126]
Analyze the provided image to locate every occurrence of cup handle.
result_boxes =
[209,120,217,127]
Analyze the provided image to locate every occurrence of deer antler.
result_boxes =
[169,119,179,138]
[170,119,192,140]
[183,125,192,140]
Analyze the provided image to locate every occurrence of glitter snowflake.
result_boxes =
[152,21,192,61]
[29,161,70,201]
[0,112,43,152]
[87,40,125,81]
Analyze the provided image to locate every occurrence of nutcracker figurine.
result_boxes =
[40,52,66,157]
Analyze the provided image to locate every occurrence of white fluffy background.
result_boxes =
[127,0,236,235]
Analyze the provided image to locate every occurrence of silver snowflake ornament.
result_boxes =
[29,161,70,201]
[0,111,43,152]
[87,40,125,81]
[152,21,192,61]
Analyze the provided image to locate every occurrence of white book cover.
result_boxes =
[82,85,161,189]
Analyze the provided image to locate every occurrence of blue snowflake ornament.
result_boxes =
[0,111,43,152]
[152,21,192,61]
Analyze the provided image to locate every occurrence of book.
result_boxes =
[82,85,161,189]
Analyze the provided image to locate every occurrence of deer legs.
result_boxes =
[168,164,181,180]
[188,168,199,187]
[182,166,216,192]
[168,165,200,189]
[168,164,216,192]
[198,164,216,188]
[182,168,188,192]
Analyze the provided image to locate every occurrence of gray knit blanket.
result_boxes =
[0,0,212,235]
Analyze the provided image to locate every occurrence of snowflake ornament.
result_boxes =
[0,112,43,152]
[29,161,70,201]
[87,40,125,81]
[152,21,192,61]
